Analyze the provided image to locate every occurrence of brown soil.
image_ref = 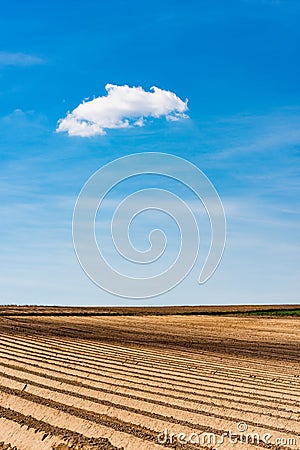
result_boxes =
[0,306,299,449]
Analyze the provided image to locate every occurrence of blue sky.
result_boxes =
[0,0,299,305]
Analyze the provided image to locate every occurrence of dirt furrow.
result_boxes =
[16,330,299,379]
[1,364,299,431]
[0,417,68,450]
[0,350,298,412]
[6,315,298,362]
[0,406,124,449]
[1,335,299,397]
[1,359,298,421]
[1,375,300,440]
[0,339,298,405]
[0,391,168,450]
[27,333,300,382]
[1,386,295,450]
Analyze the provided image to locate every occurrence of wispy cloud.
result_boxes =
[196,108,300,170]
[0,51,45,67]
[56,84,189,137]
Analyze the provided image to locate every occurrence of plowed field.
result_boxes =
[0,307,299,450]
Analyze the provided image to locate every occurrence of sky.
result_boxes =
[0,0,299,306]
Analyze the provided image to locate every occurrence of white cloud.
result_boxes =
[0,51,44,67]
[56,84,189,137]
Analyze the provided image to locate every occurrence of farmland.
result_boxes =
[0,305,299,449]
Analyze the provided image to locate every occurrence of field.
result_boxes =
[0,305,299,450]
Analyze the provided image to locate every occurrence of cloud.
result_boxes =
[0,51,44,67]
[56,84,189,137]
